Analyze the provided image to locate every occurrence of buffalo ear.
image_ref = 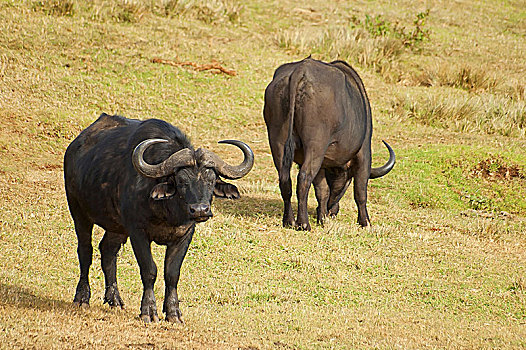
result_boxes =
[150,182,176,200]
[214,178,240,199]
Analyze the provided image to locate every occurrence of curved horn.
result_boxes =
[197,140,254,179]
[132,138,195,178]
[370,140,396,179]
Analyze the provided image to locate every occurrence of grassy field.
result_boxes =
[1,0,525,348]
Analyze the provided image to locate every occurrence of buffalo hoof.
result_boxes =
[328,202,340,216]
[214,180,240,199]
[72,301,90,309]
[140,313,160,323]
[283,221,296,229]
[282,215,296,228]
[357,217,371,228]
[316,207,328,226]
[165,314,184,324]
[296,222,311,231]
[73,282,91,307]
[104,285,125,309]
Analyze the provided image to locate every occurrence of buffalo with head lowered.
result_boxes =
[64,113,254,322]
[263,57,395,230]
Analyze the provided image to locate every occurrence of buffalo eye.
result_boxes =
[201,168,217,182]
[175,168,192,185]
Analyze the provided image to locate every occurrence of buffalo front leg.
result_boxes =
[163,227,195,323]
[99,231,128,309]
[70,199,94,307]
[129,229,159,323]
[326,171,352,218]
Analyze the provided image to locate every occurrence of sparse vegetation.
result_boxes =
[79,0,245,23]
[32,0,75,16]
[1,0,525,349]
[391,92,526,137]
[408,62,502,92]
[276,10,431,80]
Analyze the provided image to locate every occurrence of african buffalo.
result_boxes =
[64,113,254,322]
[263,57,395,230]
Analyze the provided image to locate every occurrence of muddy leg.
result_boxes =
[68,198,94,307]
[163,227,194,323]
[129,228,159,323]
[100,231,128,309]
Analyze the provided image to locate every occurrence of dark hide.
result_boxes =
[263,58,395,230]
[64,113,253,323]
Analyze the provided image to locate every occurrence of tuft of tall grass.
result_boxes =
[39,0,244,24]
[32,0,75,16]
[276,26,404,78]
[151,0,245,24]
[407,62,502,93]
[503,81,525,102]
[77,0,149,23]
[392,92,526,137]
[276,11,430,81]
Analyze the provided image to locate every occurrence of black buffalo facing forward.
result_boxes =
[64,113,254,322]
[263,57,395,230]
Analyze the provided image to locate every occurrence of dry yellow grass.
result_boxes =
[1,0,525,349]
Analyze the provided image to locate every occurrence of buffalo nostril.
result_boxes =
[189,203,211,216]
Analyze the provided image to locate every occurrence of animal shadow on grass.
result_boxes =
[0,282,72,312]
[214,195,284,220]
[214,195,319,222]
[0,282,117,317]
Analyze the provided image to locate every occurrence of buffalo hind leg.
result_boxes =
[296,154,324,231]
[163,227,195,323]
[296,168,313,230]
[267,125,295,228]
[313,169,330,226]
[100,231,128,309]
[70,199,94,307]
[352,152,371,227]
[279,170,296,228]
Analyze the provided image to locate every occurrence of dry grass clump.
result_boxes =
[445,66,500,92]
[82,0,244,23]
[180,0,244,24]
[29,0,244,23]
[502,81,526,102]
[408,62,502,93]
[31,0,75,16]
[392,92,526,137]
[276,26,404,77]
[406,65,524,108]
